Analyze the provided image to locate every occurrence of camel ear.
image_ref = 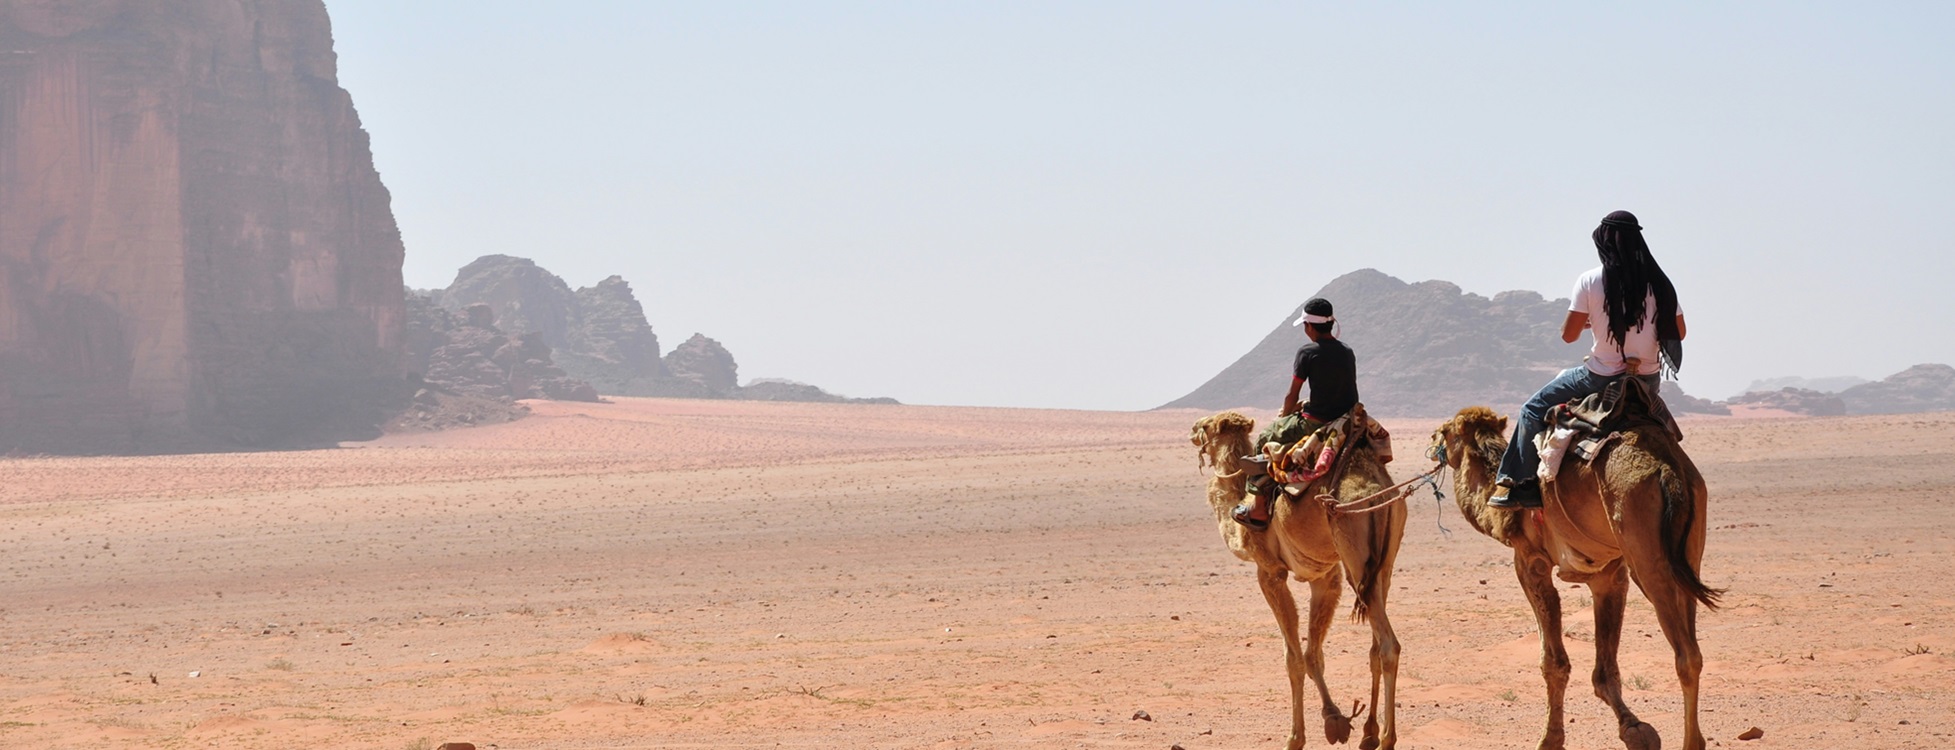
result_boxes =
[1498,416,1509,433]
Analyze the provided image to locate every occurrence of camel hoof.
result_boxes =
[1286,734,1305,750]
[1323,712,1353,744]
[1619,720,1662,750]
[1360,736,1380,750]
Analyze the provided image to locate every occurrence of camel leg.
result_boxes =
[1257,566,1311,750]
[1624,552,1706,750]
[1588,561,1658,750]
[1359,583,1400,750]
[1515,549,1571,750]
[1304,572,1353,745]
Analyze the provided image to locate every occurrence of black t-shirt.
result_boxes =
[1293,337,1358,420]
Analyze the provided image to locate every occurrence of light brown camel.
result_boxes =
[1191,412,1407,750]
[1431,406,1721,750]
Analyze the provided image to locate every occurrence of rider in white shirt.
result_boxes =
[1490,210,1687,508]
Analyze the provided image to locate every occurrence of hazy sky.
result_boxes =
[325,1,1954,410]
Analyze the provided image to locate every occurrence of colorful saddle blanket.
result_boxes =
[1266,404,1392,488]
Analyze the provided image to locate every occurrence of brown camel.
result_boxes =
[1191,412,1407,750]
[1431,406,1721,750]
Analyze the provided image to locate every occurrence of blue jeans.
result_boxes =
[1496,366,1661,486]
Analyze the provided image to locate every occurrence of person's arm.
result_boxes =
[1280,377,1304,416]
[1675,314,1687,340]
[1561,311,1589,344]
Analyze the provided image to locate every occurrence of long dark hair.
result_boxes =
[1594,210,1682,372]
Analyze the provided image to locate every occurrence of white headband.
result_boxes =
[1292,312,1333,326]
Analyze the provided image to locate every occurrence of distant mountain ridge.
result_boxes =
[1837,364,1955,415]
[1739,375,1869,395]
[1163,268,1954,419]
[1161,269,1588,417]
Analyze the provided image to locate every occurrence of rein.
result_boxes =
[1316,438,1450,517]
[1315,462,1444,515]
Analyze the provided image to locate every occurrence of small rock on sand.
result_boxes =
[1132,709,1151,721]
[1737,726,1764,741]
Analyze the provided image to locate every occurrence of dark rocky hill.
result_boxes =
[1838,364,1955,415]
[1162,269,1587,417]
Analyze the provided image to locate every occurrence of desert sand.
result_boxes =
[1,398,1950,749]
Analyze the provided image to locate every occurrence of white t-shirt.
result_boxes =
[1570,266,1677,376]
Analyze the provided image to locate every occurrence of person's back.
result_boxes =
[1291,334,1357,427]
[1490,210,1686,508]
[1233,297,1359,529]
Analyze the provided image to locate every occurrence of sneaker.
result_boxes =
[1488,481,1542,509]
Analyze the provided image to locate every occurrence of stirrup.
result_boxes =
[1231,500,1270,531]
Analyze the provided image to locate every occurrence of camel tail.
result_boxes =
[1659,463,1723,611]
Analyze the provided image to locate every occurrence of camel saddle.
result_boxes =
[1269,404,1392,497]
[1537,376,1682,480]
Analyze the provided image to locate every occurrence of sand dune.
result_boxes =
[1,399,1950,748]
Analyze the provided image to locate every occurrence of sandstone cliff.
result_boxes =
[1162,269,1586,417]
[0,0,405,451]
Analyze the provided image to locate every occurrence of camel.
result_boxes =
[1431,405,1721,750]
[1191,411,1407,750]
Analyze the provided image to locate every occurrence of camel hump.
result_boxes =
[1557,377,1680,442]
[1536,378,1687,483]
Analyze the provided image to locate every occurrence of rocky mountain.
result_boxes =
[0,1,405,452]
[428,255,893,404]
[1838,364,1955,415]
[1162,269,1588,417]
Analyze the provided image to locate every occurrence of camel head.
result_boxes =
[1190,411,1256,476]
[1433,406,1525,542]
[1431,406,1507,473]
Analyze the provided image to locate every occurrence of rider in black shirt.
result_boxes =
[1234,297,1359,530]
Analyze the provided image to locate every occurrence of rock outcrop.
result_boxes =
[560,275,668,393]
[1162,269,1586,417]
[435,255,894,404]
[1837,364,1955,415]
[663,333,739,397]
[0,0,405,452]
[404,298,598,403]
[1662,382,1731,416]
